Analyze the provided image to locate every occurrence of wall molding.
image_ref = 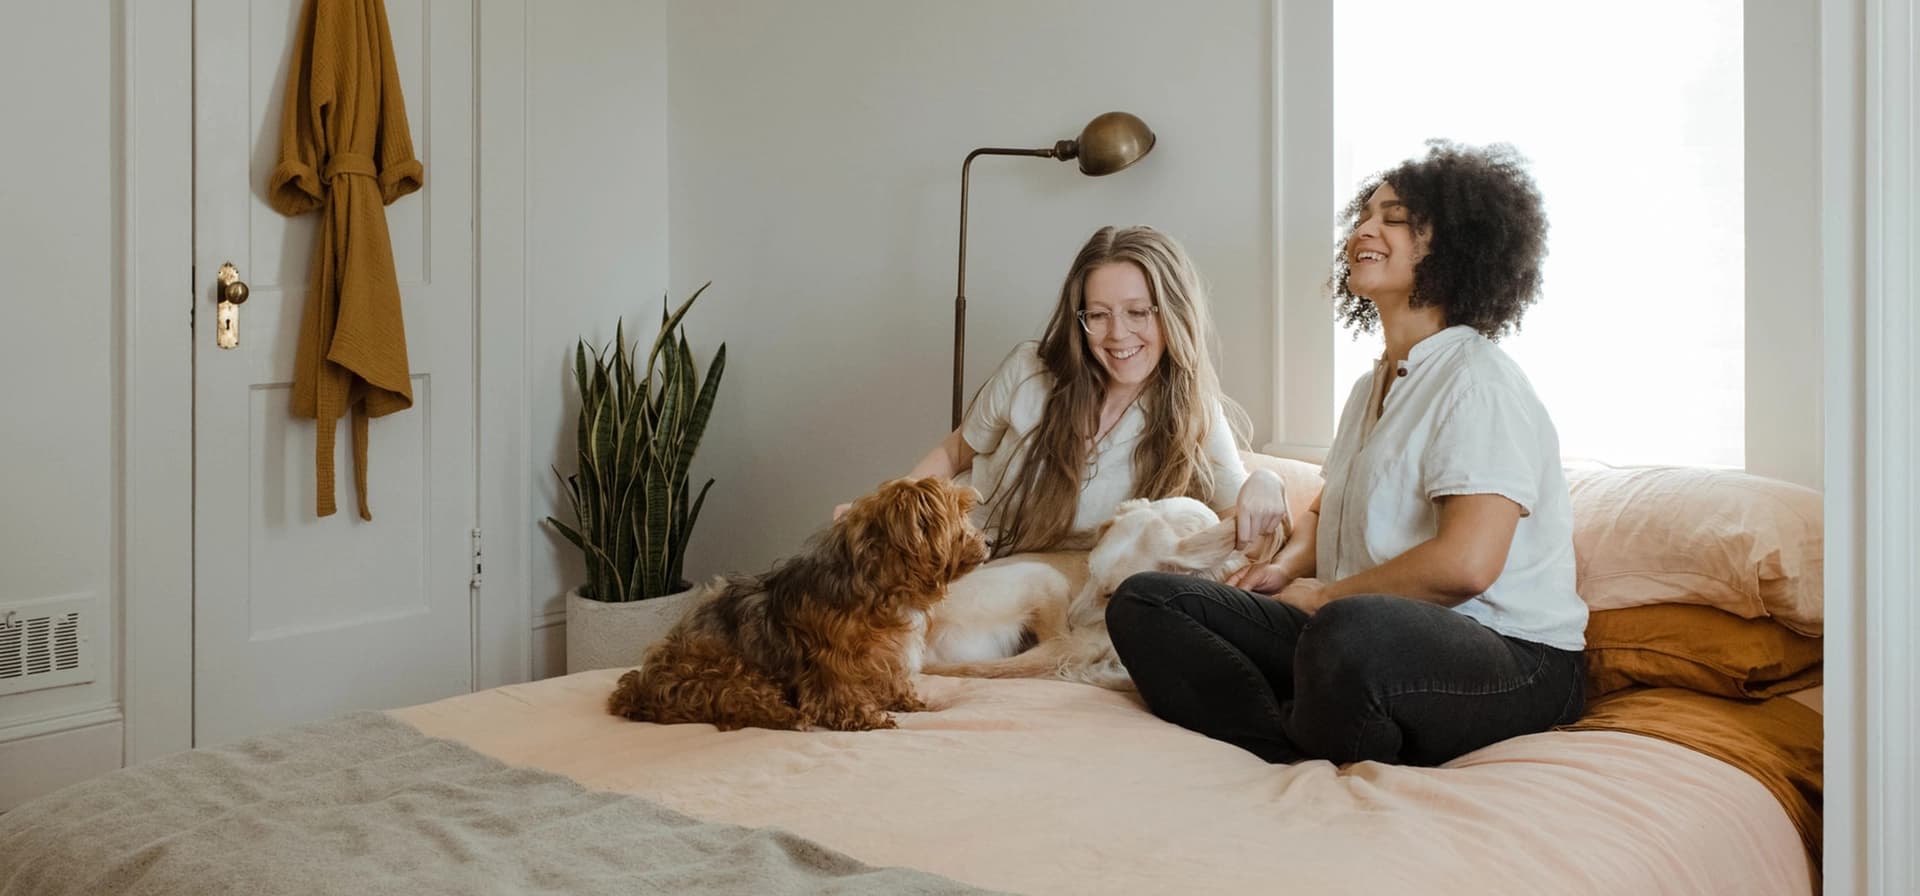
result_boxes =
[1268,0,1334,453]
[0,716,122,812]
[120,0,195,765]
[1744,2,1826,488]
[1860,0,1916,891]
[0,704,123,744]
[475,0,533,689]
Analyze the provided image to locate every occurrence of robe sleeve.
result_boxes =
[267,0,332,216]
[369,0,423,205]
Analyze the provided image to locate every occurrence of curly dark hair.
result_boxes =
[1329,140,1548,340]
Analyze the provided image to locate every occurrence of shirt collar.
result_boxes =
[1393,324,1479,372]
[1100,402,1148,449]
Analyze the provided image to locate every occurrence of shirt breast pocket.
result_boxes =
[1359,448,1431,561]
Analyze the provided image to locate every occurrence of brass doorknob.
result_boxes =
[218,262,250,305]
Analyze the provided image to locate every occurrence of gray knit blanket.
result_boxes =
[0,712,1005,895]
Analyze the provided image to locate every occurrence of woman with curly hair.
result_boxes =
[850,225,1289,557]
[1105,141,1588,767]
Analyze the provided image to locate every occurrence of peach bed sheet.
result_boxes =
[391,670,1813,896]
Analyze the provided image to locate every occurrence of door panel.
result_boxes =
[193,0,477,746]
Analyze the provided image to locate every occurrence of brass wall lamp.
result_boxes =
[950,111,1157,429]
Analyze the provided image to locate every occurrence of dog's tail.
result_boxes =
[924,637,1132,690]
[924,640,1071,681]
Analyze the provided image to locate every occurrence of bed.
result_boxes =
[0,460,1825,895]
[404,670,1821,895]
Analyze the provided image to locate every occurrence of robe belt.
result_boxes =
[323,152,378,182]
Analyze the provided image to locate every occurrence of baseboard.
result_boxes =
[0,714,123,811]
[0,704,122,744]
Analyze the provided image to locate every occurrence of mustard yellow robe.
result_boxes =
[268,0,423,520]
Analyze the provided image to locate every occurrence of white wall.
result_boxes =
[1744,1,1824,489]
[0,3,124,803]
[666,0,1274,580]
[524,0,672,677]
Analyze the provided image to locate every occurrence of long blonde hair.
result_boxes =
[983,225,1242,557]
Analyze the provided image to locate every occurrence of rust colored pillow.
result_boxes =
[1583,603,1822,700]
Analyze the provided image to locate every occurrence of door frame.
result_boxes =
[123,0,530,763]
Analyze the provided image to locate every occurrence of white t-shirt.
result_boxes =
[1317,325,1587,650]
[960,342,1249,546]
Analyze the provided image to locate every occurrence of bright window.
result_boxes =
[1331,0,1744,468]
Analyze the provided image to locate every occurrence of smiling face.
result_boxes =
[1344,182,1433,311]
[1080,261,1164,390]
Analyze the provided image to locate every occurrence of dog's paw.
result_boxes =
[843,710,897,731]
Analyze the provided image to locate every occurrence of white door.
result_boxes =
[192,0,478,746]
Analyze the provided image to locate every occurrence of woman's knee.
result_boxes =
[1107,571,1194,615]
[1294,596,1419,683]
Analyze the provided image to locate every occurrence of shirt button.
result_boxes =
[1397,367,1409,377]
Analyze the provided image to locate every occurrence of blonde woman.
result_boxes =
[862,225,1287,556]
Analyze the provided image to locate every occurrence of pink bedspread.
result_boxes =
[392,670,1814,896]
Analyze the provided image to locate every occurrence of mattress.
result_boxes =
[392,670,1816,896]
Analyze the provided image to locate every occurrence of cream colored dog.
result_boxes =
[924,496,1285,690]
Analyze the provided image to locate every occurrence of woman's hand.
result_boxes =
[1275,577,1331,615]
[1224,562,1294,595]
[838,429,976,523]
[1231,469,1290,549]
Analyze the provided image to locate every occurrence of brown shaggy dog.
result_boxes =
[607,477,989,732]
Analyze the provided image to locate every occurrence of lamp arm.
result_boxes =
[954,146,1067,429]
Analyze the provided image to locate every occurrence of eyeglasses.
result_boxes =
[1077,304,1160,336]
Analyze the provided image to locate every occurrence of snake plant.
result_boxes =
[549,283,726,602]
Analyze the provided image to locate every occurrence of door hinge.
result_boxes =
[469,527,484,591]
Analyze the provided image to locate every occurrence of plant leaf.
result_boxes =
[551,283,722,602]
[642,465,672,597]
[671,477,715,588]
[674,343,725,481]
[642,282,710,386]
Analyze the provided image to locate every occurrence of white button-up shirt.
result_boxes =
[1318,325,1587,650]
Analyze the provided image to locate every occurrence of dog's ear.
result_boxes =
[1162,518,1241,573]
[1091,516,1119,544]
[1092,498,1149,545]
[844,477,981,607]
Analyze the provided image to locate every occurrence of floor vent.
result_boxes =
[0,594,94,697]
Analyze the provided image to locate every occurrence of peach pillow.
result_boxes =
[1567,466,1823,636]
[1583,603,1822,699]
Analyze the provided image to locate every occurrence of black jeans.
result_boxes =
[1106,572,1586,766]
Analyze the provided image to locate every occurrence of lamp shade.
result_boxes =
[1071,111,1156,176]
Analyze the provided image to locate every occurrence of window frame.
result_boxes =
[1267,0,1822,489]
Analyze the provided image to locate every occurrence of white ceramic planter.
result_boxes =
[564,587,699,675]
